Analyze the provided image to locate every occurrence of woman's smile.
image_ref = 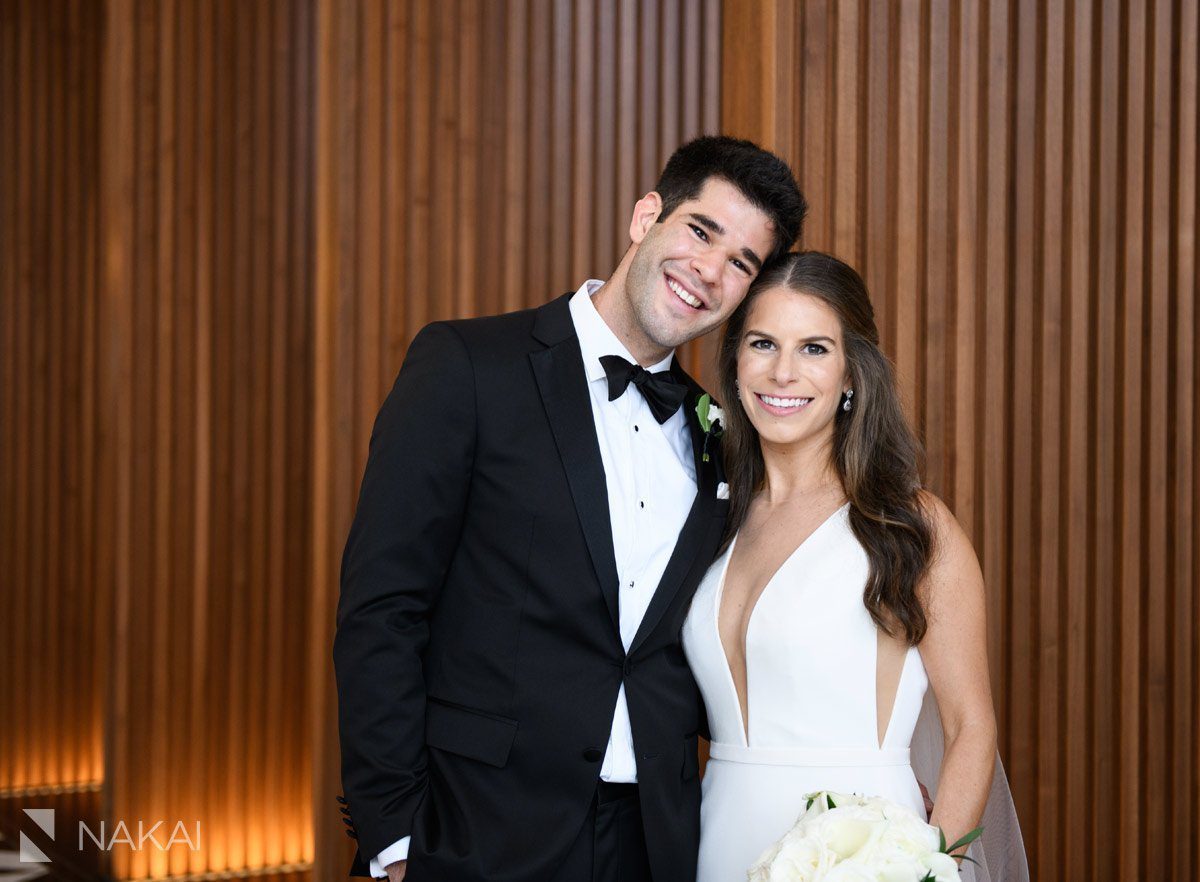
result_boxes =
[752,393,814,416]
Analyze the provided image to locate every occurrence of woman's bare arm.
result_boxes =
[917,493,998,851]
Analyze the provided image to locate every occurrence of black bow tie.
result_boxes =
[599,355,688,424]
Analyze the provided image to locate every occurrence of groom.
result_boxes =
[334,136,806,882]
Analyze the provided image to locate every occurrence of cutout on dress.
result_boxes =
[876,628,908,747]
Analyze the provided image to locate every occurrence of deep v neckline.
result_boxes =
[713,502,851,746]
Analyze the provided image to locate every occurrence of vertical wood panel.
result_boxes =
[101,0,136,875]
[1145,2,1174,877]
[1172,6,1198,878]
[95,0,316,878]
[1118,0,1146,873]
[983,0,1014,756]
[11,4,1198,882]
[0,1,106,835]
[1064,0,1094,873]
[0,0,13,797]
[1092,0,1121,872]
[0,0,267,877]
[722,1,1200,880]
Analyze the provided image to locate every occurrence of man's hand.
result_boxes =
[918,781,934,817]
[384,859,407,882]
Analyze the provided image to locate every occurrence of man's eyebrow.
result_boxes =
[688,212,725,236]
[688,212,764,271]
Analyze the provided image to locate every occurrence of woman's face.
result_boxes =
[735,286,850,450]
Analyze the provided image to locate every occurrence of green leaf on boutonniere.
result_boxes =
[695,393,724,434]
[695,393,725,463]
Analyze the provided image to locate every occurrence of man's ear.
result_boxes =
[628,191,664,245]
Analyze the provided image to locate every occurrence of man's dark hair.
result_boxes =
[654,135,807,264]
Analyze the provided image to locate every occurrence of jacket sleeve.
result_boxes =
[333,321,476,862]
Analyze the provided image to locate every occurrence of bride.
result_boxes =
[682,251,1025,881]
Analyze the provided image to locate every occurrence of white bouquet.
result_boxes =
[747,791,981,882]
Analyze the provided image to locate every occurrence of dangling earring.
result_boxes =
[842,389,854,412]
[735,379,740,395]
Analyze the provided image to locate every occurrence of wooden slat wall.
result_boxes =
[0,0,106,801]
[96,0,316,879]
[722,1,1199,880]
[4,1,721,880]
[308,3,722,876]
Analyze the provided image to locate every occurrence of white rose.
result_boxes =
[821,816,878,859]
[708,403,725,428]
[841,816,890,864]
[807,803,886,855]
[826,792,868,809]
[875,812,940,858]
[868,854,931,882]
[821,859,880,882]
[861,805,943,866]
[795,796,826,826]
[874,802,927,827]
[800,791,860,820]
[754,836,830,882]
[748,839,787,882]
[860,795,892,810]
[874,856,929,882]
[919,851,962,882]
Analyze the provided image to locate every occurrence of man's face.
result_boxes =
[624,177,777,352]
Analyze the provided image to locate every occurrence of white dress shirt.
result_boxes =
[371,280,697,876]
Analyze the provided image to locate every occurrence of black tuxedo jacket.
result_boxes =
[334,293,728,882]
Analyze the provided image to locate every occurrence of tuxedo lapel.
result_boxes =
[529,296,621,632]
[669,360,720,500]
[629,366,720,655]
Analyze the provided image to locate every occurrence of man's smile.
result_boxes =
[665,272,706,310]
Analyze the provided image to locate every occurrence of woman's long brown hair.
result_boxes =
[716,251,934,644]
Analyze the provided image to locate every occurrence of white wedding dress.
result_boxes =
[682,501,1028,882]
[683,503,930,882]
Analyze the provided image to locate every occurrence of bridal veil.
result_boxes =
[909,691,1031,882]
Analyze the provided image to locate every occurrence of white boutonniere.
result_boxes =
[695,393,724,463]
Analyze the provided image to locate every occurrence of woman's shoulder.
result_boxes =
[916,490,966,547]
[914,490,984,598]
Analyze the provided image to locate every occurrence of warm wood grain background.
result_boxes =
[723,1,1199,879]
[2,2,1196,881]
[97,0,318,878]
[1,0,106,806]
[1,0,719,879]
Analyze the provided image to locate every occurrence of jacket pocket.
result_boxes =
[425,697,519,768]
